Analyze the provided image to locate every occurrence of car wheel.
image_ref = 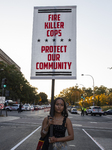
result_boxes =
[94,114,96,116]
[100,114,102,116]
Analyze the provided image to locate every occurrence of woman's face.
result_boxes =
[55,99,64,113]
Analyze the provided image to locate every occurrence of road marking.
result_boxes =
[73,124,82,127]
[68,116,73,118]
[103,116,112,119]
[82,129,104,150]
[10,126,41,150]
[90,122,97,123]
[69,145,75,147]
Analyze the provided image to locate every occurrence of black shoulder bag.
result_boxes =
[36,116,50,150]
[36,133,49,150]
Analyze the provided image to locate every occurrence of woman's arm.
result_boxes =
[41,116,53,138]
[49,117,74,143]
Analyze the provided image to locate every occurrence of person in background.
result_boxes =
[81,106,84,116]
[18,103,22,113]
[84,107,87,115]
[41,97,74,150]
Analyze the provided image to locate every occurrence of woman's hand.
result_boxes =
[41,117,54,138]
[48,117,54,126]
[49,136,57,143]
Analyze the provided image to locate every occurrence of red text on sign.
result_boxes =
[48,14,61,21]
[36,62,72,70]
[47,54,60,61]
[47,30,61,37]
[45,22,64,29]
[41,45,67,53]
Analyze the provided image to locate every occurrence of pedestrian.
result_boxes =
[40,97,74,150]
[84,107,87,115]
[81,106,84,116]
[18,103,22,113]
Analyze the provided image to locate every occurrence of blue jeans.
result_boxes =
[52,142,68,150]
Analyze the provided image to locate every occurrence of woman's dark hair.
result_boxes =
[50,97,68,117]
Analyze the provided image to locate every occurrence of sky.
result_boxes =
[0,0,112,99]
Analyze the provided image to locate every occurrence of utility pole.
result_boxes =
[81,74,95,106]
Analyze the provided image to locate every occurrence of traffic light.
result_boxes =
[81,94,83,99]
[4,78,7,87]
[1,78,7,88]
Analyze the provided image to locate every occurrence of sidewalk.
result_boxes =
[0,115,20,122]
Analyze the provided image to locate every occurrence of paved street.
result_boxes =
[0,110,112,150]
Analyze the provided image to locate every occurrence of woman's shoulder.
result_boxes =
[43,116,49,122]
[44,116,48,120]
[66,117,72,123]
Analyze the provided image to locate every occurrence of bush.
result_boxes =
[101,105,112,111]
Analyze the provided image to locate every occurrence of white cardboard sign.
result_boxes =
[31,6,77,79]
[0,97,5,104]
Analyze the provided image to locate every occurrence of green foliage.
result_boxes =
[0,61,40,104]
[102,105,112,111]
[38,92,48,103]
[57,84,112,107]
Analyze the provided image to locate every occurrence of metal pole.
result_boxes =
[81,74,94,105]
[2,87,4,96]
[91,75,95,106]
[6,109,7,116]
[0,88,4,116]
[86,75,94,105]
[48,79,55,150]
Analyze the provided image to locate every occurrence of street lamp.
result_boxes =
[107,67,112,69]
[81,74,95,105]
[80,84,85,91]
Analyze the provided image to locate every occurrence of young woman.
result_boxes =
[41,97,74,150]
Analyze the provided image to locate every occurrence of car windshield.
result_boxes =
[73,108,77,110]
[93,107,101,109]
[107,109,111,111]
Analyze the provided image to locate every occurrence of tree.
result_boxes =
[38,92,48,103]
[95,95,101,106]
[85,87,93,97]
[94,85,107,95]
[108,93,112,105]
[0,61,39,104]
[54,81,112,107]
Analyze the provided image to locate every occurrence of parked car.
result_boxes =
[34,105,38,110]
[37,105,43,110]
[41,105,46,109]
[103,109,112,115]
[21,105,25,111]
[46,104,51,108]
[67,106,72,112]
[23,104,31,111]
[86,106,103,116]
[70,108,77,114]
[5,105,12,111]
[30,105,34,111]
[5,104,22,111]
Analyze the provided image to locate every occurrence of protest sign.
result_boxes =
[31,6,77,79]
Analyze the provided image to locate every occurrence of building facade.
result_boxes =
[0,49,20,71]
